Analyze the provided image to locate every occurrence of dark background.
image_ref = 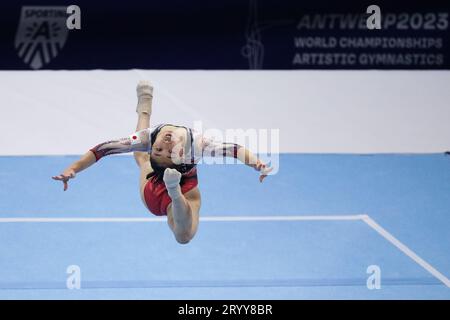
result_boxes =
[0,0,449,69]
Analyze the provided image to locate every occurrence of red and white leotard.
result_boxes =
[89,124,240,216]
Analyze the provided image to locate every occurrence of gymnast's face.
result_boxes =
[151,129,185,166]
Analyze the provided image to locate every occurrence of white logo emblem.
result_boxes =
[66,265,81,289]
[14,6,69,70]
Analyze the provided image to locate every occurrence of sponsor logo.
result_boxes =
[15,6,69,69]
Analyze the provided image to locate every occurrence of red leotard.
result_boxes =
[143,167,198,216]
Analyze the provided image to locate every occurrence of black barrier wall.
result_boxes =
[0,0,449,70]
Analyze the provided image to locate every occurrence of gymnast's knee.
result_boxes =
[174,231,194,245]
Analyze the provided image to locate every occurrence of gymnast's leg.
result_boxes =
[134,80,153,168]
[133,81,154,205]
[164,169,201,244]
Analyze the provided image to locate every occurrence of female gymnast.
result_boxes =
[52,81,272,244]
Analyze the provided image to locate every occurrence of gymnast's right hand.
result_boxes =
[52,168,76,191]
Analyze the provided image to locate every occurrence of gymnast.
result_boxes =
[52,81,272,244]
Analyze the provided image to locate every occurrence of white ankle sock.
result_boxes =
[163,168,182,200]
[136,81,153,114]
[166,185,182,200]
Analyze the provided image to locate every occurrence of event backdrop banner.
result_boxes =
[0,0,449,70]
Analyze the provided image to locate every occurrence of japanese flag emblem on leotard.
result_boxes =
[130,134,142,145]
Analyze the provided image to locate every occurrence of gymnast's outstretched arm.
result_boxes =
[232,145,273,182]
[52,81,154,191]
[51,129,152,191]
[202,139,273,182]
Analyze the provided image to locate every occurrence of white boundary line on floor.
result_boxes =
[0,215,364,223]
[0,214,448,288]
[360,215,450,288]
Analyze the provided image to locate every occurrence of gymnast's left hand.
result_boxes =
[52,168,76,191]
[254,160,273,183]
